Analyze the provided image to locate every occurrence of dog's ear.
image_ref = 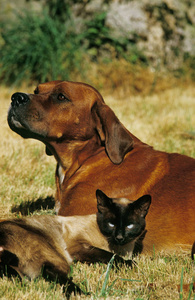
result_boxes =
[92,103,134,164]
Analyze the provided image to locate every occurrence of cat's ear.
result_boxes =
[96,189,113,213]
[132,195,151,218]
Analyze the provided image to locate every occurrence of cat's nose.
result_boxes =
[115,234,124,244]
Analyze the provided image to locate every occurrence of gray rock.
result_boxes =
[106,2,148,39]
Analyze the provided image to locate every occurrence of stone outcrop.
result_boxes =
[74,0,195,71]
[1,0,194,72]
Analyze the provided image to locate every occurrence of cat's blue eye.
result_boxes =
[127,224,134,229]
[108,222,115,228]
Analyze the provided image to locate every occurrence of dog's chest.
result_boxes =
[58,163,65,185]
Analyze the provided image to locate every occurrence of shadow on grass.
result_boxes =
[11,196,55,216]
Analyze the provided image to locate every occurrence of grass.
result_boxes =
[0,84,195,299]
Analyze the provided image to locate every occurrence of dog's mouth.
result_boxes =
[7,106,42,140]
[10,116,25,129]
[8,106,26,130]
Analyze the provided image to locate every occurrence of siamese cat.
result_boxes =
[0,190,151,294]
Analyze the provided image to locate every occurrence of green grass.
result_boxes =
[0,9,86,86]
[0,84,195,299]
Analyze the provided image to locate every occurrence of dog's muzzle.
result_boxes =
[11,93,29,107]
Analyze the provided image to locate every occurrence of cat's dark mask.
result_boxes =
[96,189,151,246]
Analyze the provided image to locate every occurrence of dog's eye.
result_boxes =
[57,93,68,101]
[34,87,39,94]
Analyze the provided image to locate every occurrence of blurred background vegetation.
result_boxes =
[0,0,194,95]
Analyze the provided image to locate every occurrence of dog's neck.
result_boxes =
[50,136,103,181]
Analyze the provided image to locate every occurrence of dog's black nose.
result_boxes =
[11,93,29,107]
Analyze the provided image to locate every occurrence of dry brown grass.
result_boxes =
[88,59,194,98]
[0,84,195,299]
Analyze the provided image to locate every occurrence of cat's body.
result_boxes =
[0,191,151,292]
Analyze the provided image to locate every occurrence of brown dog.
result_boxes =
[8,80,195,253]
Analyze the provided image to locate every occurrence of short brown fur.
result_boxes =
[8,81,195,253]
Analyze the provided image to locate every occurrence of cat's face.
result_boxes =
[96,190,151,246]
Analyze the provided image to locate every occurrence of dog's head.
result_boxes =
[8,81,133,164]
